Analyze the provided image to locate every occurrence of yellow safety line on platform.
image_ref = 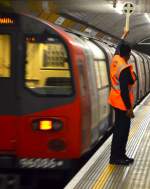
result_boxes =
[129,122,139,139]
[92,165,116,189]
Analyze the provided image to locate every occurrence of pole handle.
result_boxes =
[125,13,130,31]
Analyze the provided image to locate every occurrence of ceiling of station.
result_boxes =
[1,0,150,45]
[57,0,150,45]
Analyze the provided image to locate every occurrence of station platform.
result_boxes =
[65,93,150,189]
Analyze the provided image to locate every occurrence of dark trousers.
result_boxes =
[110,108,131,159]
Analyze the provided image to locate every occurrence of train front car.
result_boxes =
[0,13,90,170]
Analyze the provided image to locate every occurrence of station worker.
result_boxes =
[108,37,136,165]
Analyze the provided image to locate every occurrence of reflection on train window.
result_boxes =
[78,62,86,96]
[0,35,10,77]
[139,56,145,78]
[84,40,107,89]
[130,55,136,73]
[25,38,73,95]
[109,47,115,55]
[97,61,109,87]
[94,61,102,89]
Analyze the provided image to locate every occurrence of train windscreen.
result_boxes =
[25,36,73,96]
[0,35,10,78]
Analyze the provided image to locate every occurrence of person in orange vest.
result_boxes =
[108,31,136,165]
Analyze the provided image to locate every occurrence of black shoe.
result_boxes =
[109,158,131,165]
[123,155,134,164]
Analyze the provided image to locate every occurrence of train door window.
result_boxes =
[138,54,145,93]
[147,56,150,88]
[97,60,109,87]
[78,61,86,96]
[25,36,73,96]
[84,40,108,88]
[129,55,137,73]
[109,47,115,56]
[0,35,10,77]
[138,56,145,78]
[94,61,102,89]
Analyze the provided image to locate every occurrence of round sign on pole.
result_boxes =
[123,2,134,15]
[123,2,134,31]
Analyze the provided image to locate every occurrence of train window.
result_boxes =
[84,40,108,88]
[109,47,115,55]
[97,61,109,87]
[86,41,105,59]
[130,55,137,73]
[78,62,86,96]
[139,55,145,77]
[25,37,73,96]
[0,35,10,77]
[94,61,102,89]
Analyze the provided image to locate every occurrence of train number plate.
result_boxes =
[19,158,64,169]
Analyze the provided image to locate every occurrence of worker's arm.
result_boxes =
[114,30,129,55]
[119,68,135,118]
[121,30,129,39]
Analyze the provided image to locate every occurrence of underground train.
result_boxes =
[0,12,150,171]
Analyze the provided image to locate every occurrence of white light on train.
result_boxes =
[48,38,56,42]
[145,13,150,23]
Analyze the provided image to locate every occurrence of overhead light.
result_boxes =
[42,1,49,12]
[113,2,123,14]
[145,13,150,23]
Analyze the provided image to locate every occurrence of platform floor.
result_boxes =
[65,93,150,189]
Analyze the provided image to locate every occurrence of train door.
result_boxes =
[141,55,149,93]
[138,54,146,97]
[85,40,110,137]
[139,54,147,94]
[129,55,138,104]
[74,37,103,144]
[146,55,150,89]
[132,52,144,100]
[0,32,18,152]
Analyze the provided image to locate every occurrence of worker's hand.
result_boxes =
[126,108,135,118]
[121,29,129,39]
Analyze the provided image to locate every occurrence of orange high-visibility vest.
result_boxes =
[108,55,136,111]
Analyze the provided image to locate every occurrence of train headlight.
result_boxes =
[32,119,63,131]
